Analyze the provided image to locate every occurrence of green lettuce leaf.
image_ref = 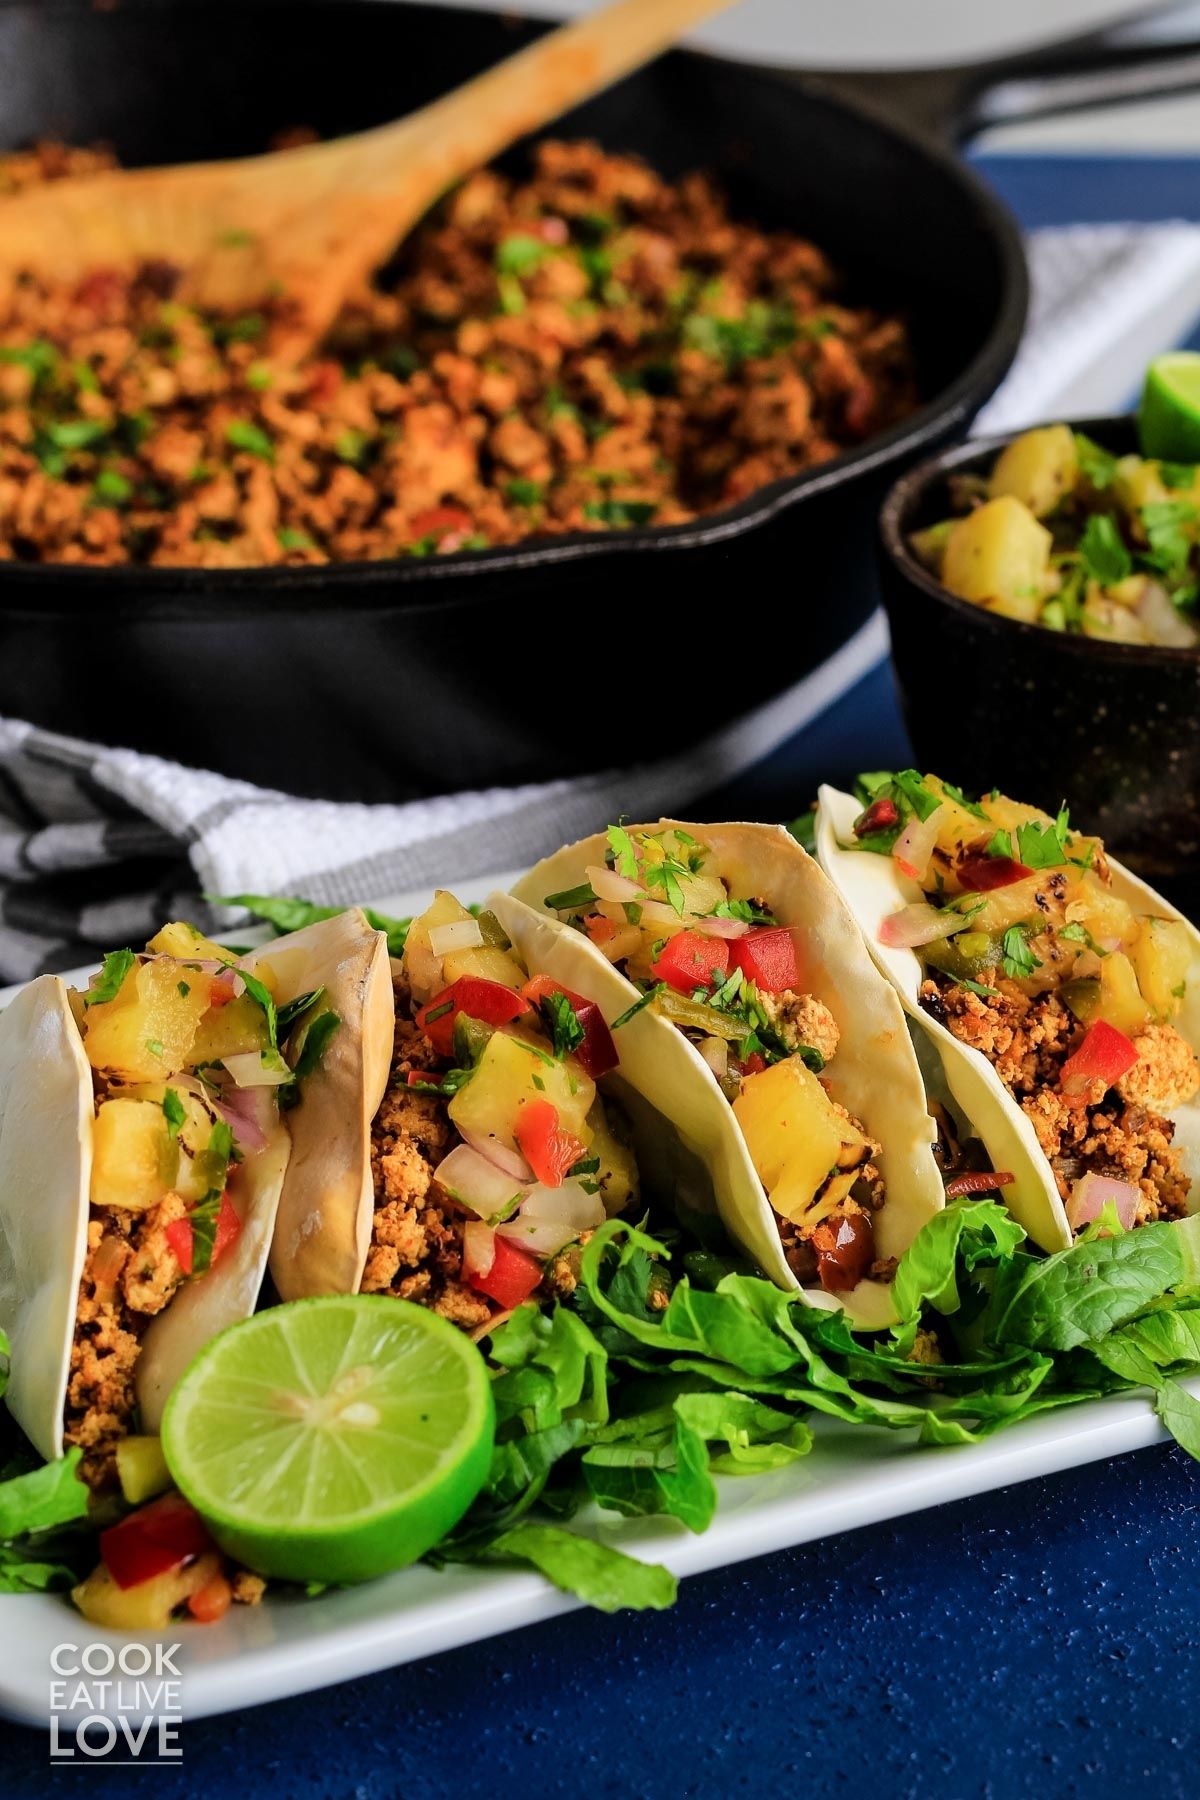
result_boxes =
[487,1521,677,1613]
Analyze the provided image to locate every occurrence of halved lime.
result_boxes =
[161,1296,495,1585]
[1138,352,1200,461]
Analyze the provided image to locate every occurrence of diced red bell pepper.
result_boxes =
[515,1098,587,1189]
[854,797,899,837]
[739,1052,767,1078]
[584,912,616,947]
[811,1211,875,1294]
[101,1493,212,1591]
[416,976,531,1058]
[1061,1019,1139,1101]
[187,1571,233,1623]
[957,852,1034,892]
[410,505,474,543]
[305,360,342,405]
[728,926,799,994]
[521,975,619,1079]
[944,1170,1014,1197]
[207,968,239,1010]
[165,1193,241,1277]
[651,930,730,994]
[465,1233,544,1310]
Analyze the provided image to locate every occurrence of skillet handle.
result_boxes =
[806,36,1200,147]
[959,38,1200,143]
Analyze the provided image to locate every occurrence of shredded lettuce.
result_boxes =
[216,893,411,957]
[0,1331,91,1593]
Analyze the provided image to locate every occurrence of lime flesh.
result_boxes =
[162,1296,495,1584]
[1138,352,1200,461]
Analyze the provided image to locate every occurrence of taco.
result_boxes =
[816,774,1200,1251]
[502,822,945,1328]
[267,888,676,1334]
[0,914,359,1485]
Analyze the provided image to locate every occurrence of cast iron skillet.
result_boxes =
[0,0,1037,800]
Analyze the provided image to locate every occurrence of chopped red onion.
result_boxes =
[435,1144,525,1219]
[497,1180,605,1256]
[892,804,945,883]
[221,1050,292,1088]
[879,901,967,950]
[429,919,484,958]
[457,1127,532,1183]
[586,863,644,903]
[1066,1172,1140,1232]
[692,915,750,940]
[461,1221,495,1282]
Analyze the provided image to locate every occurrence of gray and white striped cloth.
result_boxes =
[2,221,1198,984]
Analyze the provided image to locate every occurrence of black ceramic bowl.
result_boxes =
[879,416,1200,907]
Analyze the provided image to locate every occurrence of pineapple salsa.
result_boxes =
[65,921,336,1494]
[853,772,1200,1232]
[371,888,640,1325]
[543,827,888,1294]
[910,423,1199,647]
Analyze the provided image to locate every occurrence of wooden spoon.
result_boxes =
[0,0,737,358]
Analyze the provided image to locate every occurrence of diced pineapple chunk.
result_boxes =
[987,425,1078,517]
[82,961,213,1080]
[941,497,1052,607]
[73,1551,221,1630]
[145,920,232,963]
[90,1098,173,1212]
[966,876,1046,935]
[449,1030,594,1157]
[441,945,527,989]
[1132,916,1192,1021]
[188,991,270,1067]
[733,1056,867,1227]
[1114,454,1168,515]
[1097,951,1151,1037]
[115,1436,173,1505]
[584,1097,639,1217]
[1065,873,1139,952]
[403,891,475,1003]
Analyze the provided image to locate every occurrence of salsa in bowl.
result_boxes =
[878,416,1200,907]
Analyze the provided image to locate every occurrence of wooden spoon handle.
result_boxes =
[348,0,740,195]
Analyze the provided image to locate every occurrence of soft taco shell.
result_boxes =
[816,784,1200,1252]
[0,977,93,1461]
[505,819,945,1327]
[259,909,394,1301]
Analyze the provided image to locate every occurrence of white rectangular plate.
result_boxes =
[0,876,1187,1730]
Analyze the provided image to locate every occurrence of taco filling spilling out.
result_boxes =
[535,827,891,1295]
[363,892,639,1330]
[66,922,325,1488]
[852,773,1200,1233]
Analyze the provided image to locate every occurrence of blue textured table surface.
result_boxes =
[5,153,1200,1798]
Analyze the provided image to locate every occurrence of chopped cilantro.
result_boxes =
[1000,926,1041,982]
[225,420,275,463]
[162,1089,186,1140]
[538,989,586,1062]
[710,898,776,925]
[495,235,550,277]
[1078,513,1132,587]
[681,300,795,369]
[237,967,279,1049]
[333,428,370,467]
[1074,433,1118,489]
[85,948,135,1009]
[1015,813,1073,869]
[177,980,191,998]
[1141,500,1197,584]
[92,468,133,507]
[290,1008,340,1082]
[277,986,327,1037]
[277,527,316,552]
[623,901,643,926]
[145,1038,164,1059]
[582,499,657,528]
[611,985,664,1031]
[941,782,987,820]
[545,882,597,912]
[505,478,545,507]
[607,825,640,882]
[986,829,1014,860]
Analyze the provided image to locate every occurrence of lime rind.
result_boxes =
[1139,352,1200,462]
[162,1295,495,1584]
